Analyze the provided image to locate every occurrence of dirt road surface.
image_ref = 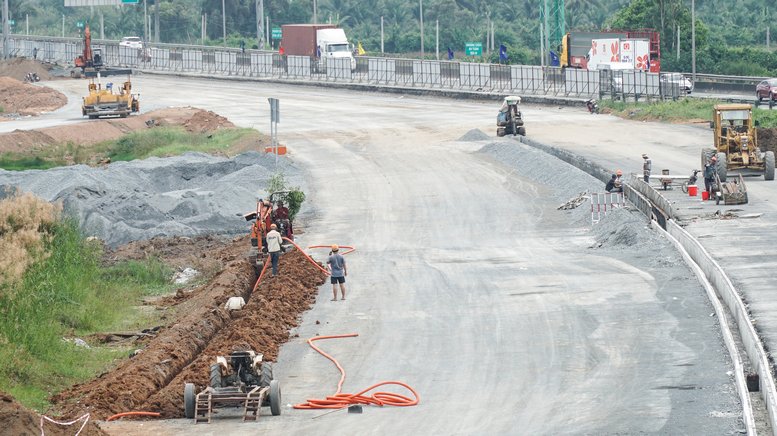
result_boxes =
[15,77,750,433]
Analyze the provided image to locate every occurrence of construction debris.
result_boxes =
[558,192,589,210]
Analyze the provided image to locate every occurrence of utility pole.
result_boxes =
[62,14,65,38]
[380,16,384,53]
[435,19,439,60]
[26,14,28,35]
[100,12,104,39]
[2,0,8,60]
[539,22,545,68]
[676,25,680,60]
[691,0,696,81]
[154,0,159,43]
[256,0,264,49]
[313,0,317,24]
[201,14,205,44]
[222,0,226,46]
[419,0,424,57]
[144,0,148,44]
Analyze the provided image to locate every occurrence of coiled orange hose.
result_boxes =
[293,334,420,410]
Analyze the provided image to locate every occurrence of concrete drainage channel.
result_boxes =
[520,136,775,435]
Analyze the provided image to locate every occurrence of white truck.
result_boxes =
[280,24,356,72]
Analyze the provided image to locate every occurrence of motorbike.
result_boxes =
[681,169,700,193]
[24,72,40,83]
[586,99,599,114]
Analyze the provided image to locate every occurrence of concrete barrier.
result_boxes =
[667,220,777,435]
[521,135,771,434]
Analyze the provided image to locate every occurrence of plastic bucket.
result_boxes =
[701,191,710,200]
[688,185,698,197]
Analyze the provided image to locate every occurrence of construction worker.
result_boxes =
[327,245,347,301]
[266,223,283,277]
[704,155,718,195]
[605,174,618,192]
[642,154,652,183]
[613,169,624,192]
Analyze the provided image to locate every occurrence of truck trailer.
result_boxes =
[560,30,660,72]
[280,24,356,72]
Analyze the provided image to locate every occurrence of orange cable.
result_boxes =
[307,245,356,255]
[106,411,161,421]
[293,334,420,410]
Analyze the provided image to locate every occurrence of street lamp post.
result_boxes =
[419,0,424,57]
[691,0,696,81]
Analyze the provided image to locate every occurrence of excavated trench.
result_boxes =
[52,240,326,420]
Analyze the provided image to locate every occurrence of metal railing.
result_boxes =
[7,34,692,101]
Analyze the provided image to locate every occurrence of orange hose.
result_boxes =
[252,253,271,293]
[307,245,356,255]
[106,411,161,421]
[293,334,420,410]
[282,237,331,276]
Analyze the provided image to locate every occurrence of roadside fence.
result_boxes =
[7,34,690,101]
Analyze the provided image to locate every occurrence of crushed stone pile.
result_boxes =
[458,128,491,142]
[0,77,67,115]
[0,151,305,246]
[0,57,55,81]
[0,392,106,435]
[477,138,663,250]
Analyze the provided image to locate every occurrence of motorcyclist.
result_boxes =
[586,99,598,114]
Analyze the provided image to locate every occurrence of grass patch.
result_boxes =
[601,99,777,128]
[0,218,176,411]
[0,154,64,171]
[103,127,257,162]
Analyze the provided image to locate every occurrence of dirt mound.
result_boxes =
[0,107,249,155]
[758,128,777,154]
[0,77,67,115]
[0,57,54,81]
[52,243,325,420]
[0,392,106,436]
[181,109,235,133]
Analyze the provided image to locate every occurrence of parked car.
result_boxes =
[756,79,777,102]
[119,37,143,50]
[660,73,694,94]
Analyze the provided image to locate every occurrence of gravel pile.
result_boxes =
[458,128,491,142]
[0,151,304,246]
[477,138,666,251]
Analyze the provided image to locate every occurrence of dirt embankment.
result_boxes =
[0,106,240,156]
[52,239,325,420]
[0,57,56,82]
[0,77,67,116]
[758,128,777,155]
[0,392,106,436]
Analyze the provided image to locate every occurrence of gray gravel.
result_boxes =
[0,151,305,246]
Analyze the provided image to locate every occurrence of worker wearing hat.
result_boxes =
[613,169,624,192]
[326,244,347,301]
[703,155,718,197]
[642,154,652,183]
[266,223,283,277]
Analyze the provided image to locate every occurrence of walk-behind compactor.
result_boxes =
[497,96,526,137]
[184,350,281,423]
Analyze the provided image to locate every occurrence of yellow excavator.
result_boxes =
[82,69,140,119]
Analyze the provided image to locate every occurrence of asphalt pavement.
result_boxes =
[17,76,752,434]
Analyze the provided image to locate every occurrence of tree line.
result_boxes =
[5,0,777,76]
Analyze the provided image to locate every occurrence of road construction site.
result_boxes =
[4,71,777,434]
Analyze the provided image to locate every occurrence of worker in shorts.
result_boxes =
[642,154,652,183]
[327,244,347,301]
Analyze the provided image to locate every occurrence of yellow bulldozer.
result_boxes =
[82,69,139,119]
[706,104,775,181]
